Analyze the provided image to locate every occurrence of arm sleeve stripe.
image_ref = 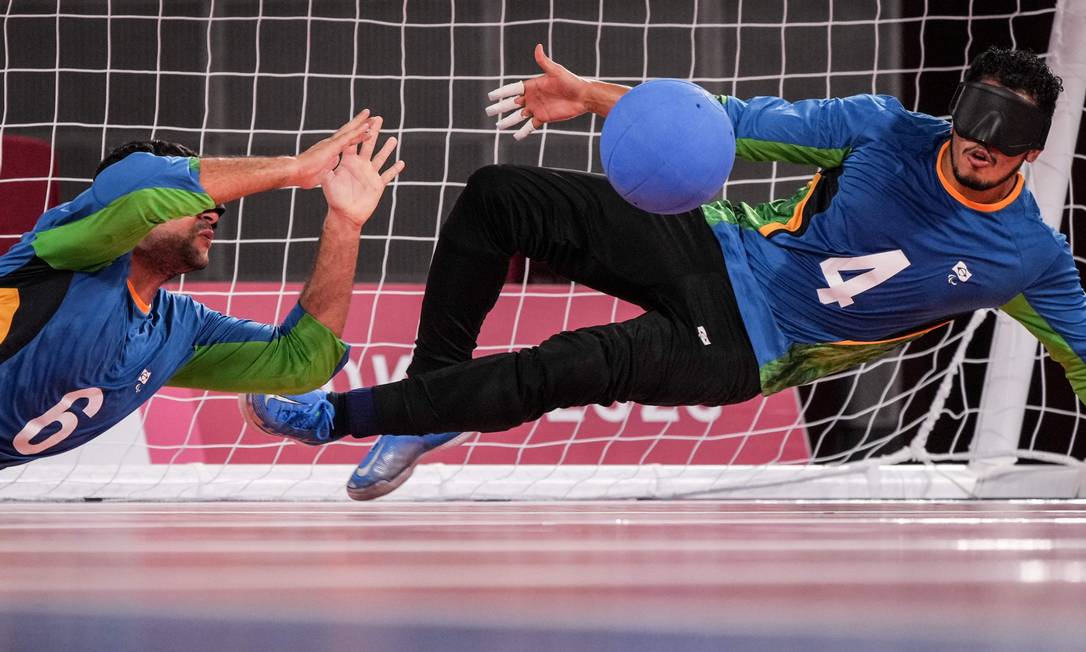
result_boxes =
[31,187,214,272]
[166,311,349,394]
[1001,293,1086,404]
[717,94,853,167]
[736,138,851,168]
[758,173,821,236]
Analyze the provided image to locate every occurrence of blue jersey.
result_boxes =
[0,153,348,467]
[702,94,1086,398]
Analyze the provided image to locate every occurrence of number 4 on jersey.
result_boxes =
[817,250,910,308]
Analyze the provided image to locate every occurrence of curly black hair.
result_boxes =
[94,140,198,178]
[963,46,1063,118]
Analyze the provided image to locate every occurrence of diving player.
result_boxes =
[246,46,1084,501]
[0,111,404,469]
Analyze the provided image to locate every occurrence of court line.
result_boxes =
[3,560,1085,590]
[1,537,1082,554]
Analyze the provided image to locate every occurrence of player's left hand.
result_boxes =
[291,109,376,189]
[320,116,405,228]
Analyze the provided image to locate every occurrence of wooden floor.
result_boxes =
[1,501,1085,651]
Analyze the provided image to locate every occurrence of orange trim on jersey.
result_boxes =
[936,141,1024,213]
[834,321,948,346]
[0,287,19,344]
[758,172,822,236]
[127,280,151,314]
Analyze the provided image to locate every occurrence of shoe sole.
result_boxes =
[238,394,270,435]
[347,432,472,501]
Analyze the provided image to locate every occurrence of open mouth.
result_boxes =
[198,229,215,243]
[965,147,995,167]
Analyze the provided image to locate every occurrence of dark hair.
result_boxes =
[963,47,1063,118]
[94,140,198,178]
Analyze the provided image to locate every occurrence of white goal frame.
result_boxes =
[2,0,1085,501]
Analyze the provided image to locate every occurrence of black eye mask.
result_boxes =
[949,81,1050,156]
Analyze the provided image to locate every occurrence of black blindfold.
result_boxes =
[949,81,1050,156]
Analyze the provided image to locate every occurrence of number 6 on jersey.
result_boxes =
[817,250,911,308]
[13,388,104,456]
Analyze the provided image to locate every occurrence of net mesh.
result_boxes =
[1,0,1082,500]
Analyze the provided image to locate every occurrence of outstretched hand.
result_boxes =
[320,116,405,228]
[291,109,377,189]
[521,45,592,126]
[486,44,627,140]
[486,45,590,139]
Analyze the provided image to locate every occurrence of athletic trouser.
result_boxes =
[343,164,761,437]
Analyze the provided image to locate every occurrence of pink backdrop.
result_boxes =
[142,283,809,465]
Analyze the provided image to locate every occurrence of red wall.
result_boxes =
[0,136,58,255]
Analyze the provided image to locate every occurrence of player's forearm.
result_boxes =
[298,210,363,337]
[198,156,304,205]
[584,80,630,117]
[200,110,373,204]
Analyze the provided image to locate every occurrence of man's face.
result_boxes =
[948,81,1042,192]
[948,130,1038,192]
[133,209,219,276]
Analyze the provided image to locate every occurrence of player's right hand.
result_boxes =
[320,116,405,229]
[486,44,592,140]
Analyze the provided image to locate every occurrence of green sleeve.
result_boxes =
[1001,293,1086,405]
[168,310,349,394]
[716,94,905,168]
[32,156,214,272]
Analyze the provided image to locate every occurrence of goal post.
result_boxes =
[971,0,1086,471]
[1,0,1084,501]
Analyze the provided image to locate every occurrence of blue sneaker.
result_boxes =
[240,391,340,446]
[347,432,469,501]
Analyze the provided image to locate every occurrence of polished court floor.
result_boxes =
[1,501,1084,651]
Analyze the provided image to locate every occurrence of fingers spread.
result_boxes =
[380,160,405,184]
[371,137,397,170]
[488,80,525,102]
[332,143,358,173]
[334,109,371,143]
[513,121,537,141]
[496,110,530,130]
[484,47,554,141]
[360,118,377,141]
[360,116,383,158]
[345,108,370,129]
[485,95,520,117]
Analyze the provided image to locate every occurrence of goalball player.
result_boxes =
[245,46,1085,501]
[0,111,404,469]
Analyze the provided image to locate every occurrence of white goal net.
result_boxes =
[1,0,1084,500]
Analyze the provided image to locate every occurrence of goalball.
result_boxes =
[600,79,736,214]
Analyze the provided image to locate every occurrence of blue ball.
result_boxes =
[600,79,735,214]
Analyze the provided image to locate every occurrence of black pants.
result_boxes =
[368,164,760,436]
